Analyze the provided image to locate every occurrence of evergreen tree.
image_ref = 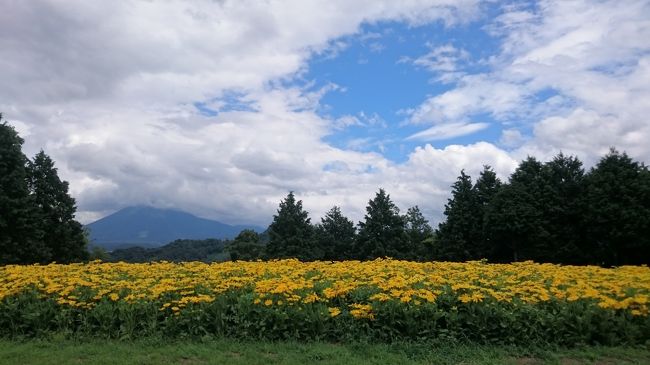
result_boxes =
[0,117,46,264]
[484,158,548,262]
[403,205,434,261]
[538,153,587,263]
[226,229,264,261]
[582,149,650,265]
[28,150,88,263]
[356,188,408,260]
[436,171,479,261]
[472,166,502,259]
[266,192,316,260]
[313,206,356,261]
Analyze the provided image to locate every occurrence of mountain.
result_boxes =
[85,206,263,250]
[109,238,229,263]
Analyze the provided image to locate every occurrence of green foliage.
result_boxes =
[1,289,649,346]
[88,245,110,261]
[403,206,434,261]
[441,150,650,266]
[537,153,587,263]
[0,117,46,264]
[436,171,479,261]
[226,229,265,261]
[582,149,650,265]
[355,189,409,260]
[313,206,356,261]
[1,116,88,264]
[472,166,502,259]
[267,192,317,260]
[110,239,228,263]
[28,151,88,263]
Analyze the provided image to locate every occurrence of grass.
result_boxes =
[0,338,649,365]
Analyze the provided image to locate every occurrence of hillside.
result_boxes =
[86,206,263,250]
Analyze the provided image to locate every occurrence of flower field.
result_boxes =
[1,259,649,345]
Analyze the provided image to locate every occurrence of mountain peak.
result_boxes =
[86,206,263,250]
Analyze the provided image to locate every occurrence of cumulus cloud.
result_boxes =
[407,0,650,166]
[0,0,484,226]
[1,0,648,229]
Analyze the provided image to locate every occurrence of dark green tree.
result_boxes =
[0,116,47,264]
[484,157,548,262]
[28,150,88,263]
[472,166,502,259]
[538,153,587,263]
[266,192,316,260]
[355,188,408,260]
[436,171,480,261]
[226,229,265,261]
[582,149,650,265]
[403,206,434,261]
[313,206,356,261]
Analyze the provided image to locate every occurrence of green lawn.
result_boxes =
[1,339,649,365]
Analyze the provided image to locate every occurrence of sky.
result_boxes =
[1,0,649,226]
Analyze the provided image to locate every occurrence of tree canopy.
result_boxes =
[1,115,88,264]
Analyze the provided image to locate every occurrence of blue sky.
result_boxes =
[304,19,501,162]
[2,0,649,225]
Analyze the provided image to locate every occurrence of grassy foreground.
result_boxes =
[1,339,649,365]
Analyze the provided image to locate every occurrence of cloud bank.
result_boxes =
[1,0,648,227]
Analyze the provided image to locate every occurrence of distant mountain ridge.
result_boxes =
[86,206,263,250]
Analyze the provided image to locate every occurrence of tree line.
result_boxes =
[1,115,88,264]
[438,152,650,266]
[2,113,649,266]
[231,150,650,266]
[227,190,435,262]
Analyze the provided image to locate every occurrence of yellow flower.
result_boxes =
[328,307,341,317]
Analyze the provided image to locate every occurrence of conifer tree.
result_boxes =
[484,158,548,262]
[313,206,356,261]
[0,116,47,264]
[266,192,315,260]
[436,171,479,261]
[472,166,502,259]
[538,153,586,263]
[582,149,650,265]
[28,150,88,262]
[355,189,407,260]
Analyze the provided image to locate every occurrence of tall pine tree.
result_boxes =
[472,166,502,259]
[355,189,408,260]
[0,117,47,264]
[484,158,548,262]
[436,171,479,261]
[313,206,356,260]
[538,153,586,263]
[28,150,88,263]
[266,192,316,260]
[582,149,650,265]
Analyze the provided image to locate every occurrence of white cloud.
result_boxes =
[400,44,470,82]
[498,129,527,149]
[0,0,483,226]
[2,0,649,230]
[407,122,489,141]
[407,0,650,168]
